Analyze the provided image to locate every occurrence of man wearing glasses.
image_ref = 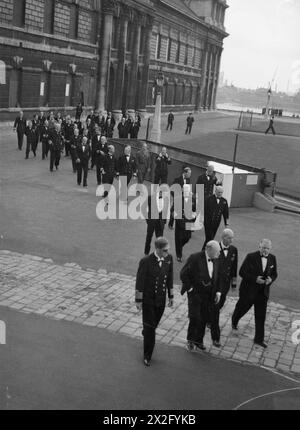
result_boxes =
[135,237,174,367]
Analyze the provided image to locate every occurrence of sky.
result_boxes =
[220,0,300,94]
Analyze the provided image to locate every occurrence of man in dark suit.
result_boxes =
[75,136,90,187]
[70,128,81,173]
[166,111,174,131]
[154,147,171,185]
[232,239,278,348]
[63,116,74,157]
[265,116,276,135]
[210,229,238,347]
[48,124,64,171]
[100,144,118,199]
[136,237,174,366]
[168,167,192,229]
[118,117,129,138]
[95,135,109,185]
[25,121,37,159]
[203,186,229,249]
[40,120,50,160]
[185,113,194,135]
[196,165,222,200]
[13,111,27,151]
[174,185,196,262]
[117,145,137,185]
[144,189,167,256]
[180,241,221,351]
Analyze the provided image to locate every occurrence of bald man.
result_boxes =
[232,239,278,348]
[196,165,222,200]
[180,241,222,351]
[203,186,229,249]
[210,229,238,347]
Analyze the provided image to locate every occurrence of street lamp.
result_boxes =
[265,87,272,118]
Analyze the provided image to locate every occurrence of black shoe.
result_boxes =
[195,343,206,351]
[168,225,174,230]
[186,341,195,352]
[231,320,238,330]
[177,257,182,263]
[213,340,221,348]
[143,358,151,367]
[254,341,267,349]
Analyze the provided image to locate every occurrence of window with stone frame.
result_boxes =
[44,0,55,34]
[69,2,79,39]
[13,0,26,28]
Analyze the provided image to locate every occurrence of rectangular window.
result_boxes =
[176,41,180,63]
[13,0,26,28]
[139,26,145,55]
[44,0,55,34]
[167,37,172,61]
[111,17,118,49]
[69,3,79,39]
[126,22,133,52]
[155,34,162,60]
[184,44,188,65]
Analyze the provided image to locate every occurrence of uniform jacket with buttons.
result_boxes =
[135,253,174,307]
[218,244,238,296]
[204,195,229,229]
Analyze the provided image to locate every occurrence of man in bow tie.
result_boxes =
[231,239,278,348]
[136,237,174,367]
[203,186,229,249]
[180,241,222,351]
[210,229,238,347]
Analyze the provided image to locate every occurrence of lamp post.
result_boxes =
[265,87,272,118]
[150,69,164,143]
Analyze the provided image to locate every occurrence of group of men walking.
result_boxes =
[136,234,278,367]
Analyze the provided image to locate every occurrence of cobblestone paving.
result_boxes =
[1,250,300,376]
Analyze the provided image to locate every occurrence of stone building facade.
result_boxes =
[0,0,228,117]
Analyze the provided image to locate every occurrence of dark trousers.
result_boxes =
[187,297,218,345]
[142,303,165,361]
[50,150,61,171]
[154,173,168,185]
[96,162,104,185]
[70,149,77,173]
[77,161,89,186]
[102,175,114,197]
[42,141,49,159]
[202,223,219,250]
[17,132,24,150]
[65,140,71,157]
[210,292,228,342]
[25,141,36,158]
[144,221,165,255]
[166,122,173,131]
[175,223,191,258]
[185,124,193,134]
[232,290,268,343]
[265,126,276,135]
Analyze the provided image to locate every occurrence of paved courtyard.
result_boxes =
[1,250,300,377]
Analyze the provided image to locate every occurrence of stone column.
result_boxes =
[113,4,131,112]
[96,0,115,111]
[128,13,141,110]
[203,50,213,110]
[211,49,222,109]
[200,46,208,110]
[140,15,154,111]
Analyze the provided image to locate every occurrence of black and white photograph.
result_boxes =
[0,0,300,414]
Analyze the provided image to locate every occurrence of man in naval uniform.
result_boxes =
[135,237,174,367]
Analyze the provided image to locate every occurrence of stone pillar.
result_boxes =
[128,13,141,110]
[96,0,115,111]
[114,4,131,111]
[211,49,222,109]
[140,15,154,111]
[203,50,212,110]
[200,46,208,110]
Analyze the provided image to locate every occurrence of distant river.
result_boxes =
[217,102,300,118]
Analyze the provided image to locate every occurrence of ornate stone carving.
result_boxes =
[42,60,52,72]
[69,63,77,75]
[102,0,118,15]
[12,56,23,69]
